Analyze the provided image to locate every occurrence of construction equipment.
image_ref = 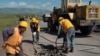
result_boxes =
[43,0,100,35]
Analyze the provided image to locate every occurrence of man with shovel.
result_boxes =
[2,21,28,56]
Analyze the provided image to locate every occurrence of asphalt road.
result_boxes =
[0,20,100,56]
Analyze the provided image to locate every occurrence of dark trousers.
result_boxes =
[6,52,23,56]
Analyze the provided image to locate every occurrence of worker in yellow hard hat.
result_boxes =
[30,17,40,44]
[58,16,75,53]
[2,21,28,56]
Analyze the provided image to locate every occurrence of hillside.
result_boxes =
[0,8,51,16]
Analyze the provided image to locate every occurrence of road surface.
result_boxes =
[0,20,100,56]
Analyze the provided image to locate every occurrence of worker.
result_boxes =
[2,21,28,56]
[19,15,25,22]
[30,17,40,44]
[57,17,75,53]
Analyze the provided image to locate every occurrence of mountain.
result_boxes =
[0,8,51,16]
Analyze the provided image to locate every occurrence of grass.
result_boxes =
[0,13,42,31]
[0,14,18,31]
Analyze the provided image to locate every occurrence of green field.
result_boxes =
[0,14,18,31]
[0,14,42,31]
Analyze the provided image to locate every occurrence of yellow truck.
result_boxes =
[43,0,100,35]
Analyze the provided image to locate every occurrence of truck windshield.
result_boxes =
[69,0,80,3]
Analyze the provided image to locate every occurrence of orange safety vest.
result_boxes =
[59,19,74,33]
[2,27,22,54]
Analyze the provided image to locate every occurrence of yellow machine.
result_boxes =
[43,0,100,35]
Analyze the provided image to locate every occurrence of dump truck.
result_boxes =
[43,0,100,35]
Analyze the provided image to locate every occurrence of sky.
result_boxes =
[0,0,100,10]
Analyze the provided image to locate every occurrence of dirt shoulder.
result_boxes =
[0,31,6,56]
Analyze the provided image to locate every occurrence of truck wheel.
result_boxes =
[80,26,93,35]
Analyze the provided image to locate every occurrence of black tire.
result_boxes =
[80,26,93,35]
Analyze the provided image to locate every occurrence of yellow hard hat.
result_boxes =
[58,17,63,21]
[36,20,39,23]
[31,17,36,22]
[19,21,28,28]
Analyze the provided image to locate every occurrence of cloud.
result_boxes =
[19,2,27,6]
[42,2,51,7]
[0,1,56,10]
[40,2,53,10]
[8,2,17,7]
[7,2,27,8]
[9,2,17,5]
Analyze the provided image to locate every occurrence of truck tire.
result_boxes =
[80,26,93,35]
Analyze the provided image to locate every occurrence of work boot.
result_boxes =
[62,48,69,53]
[69,47,74,53]
[65,48,69,53]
